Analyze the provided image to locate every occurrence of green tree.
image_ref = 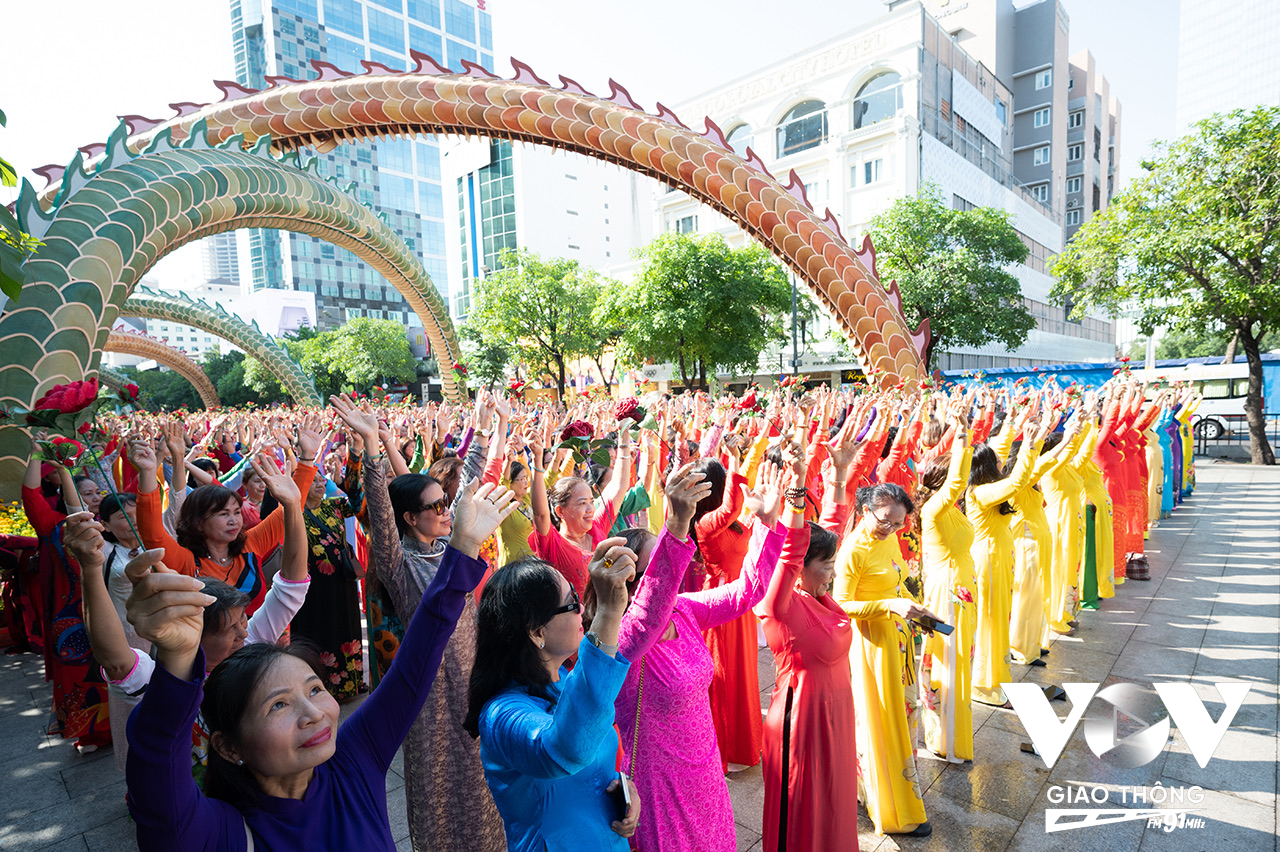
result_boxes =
[1052,106,1280,465]
[121,365,202,411]
[321,318,417,389]
[867,188,1033,369]
[1,107,42,302]
[603,232,791,389]
[465,248,601,396]
[459,324,512,390]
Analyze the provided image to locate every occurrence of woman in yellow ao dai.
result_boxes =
[834,482,942,837]
[966,408,1054,707]
[919,407,975,763]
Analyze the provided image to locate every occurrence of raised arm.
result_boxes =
[62,513,144,682]
[761,448,810,620]
[683,464,786,630]
[970,411,1051,509]
[130,438,196,577]
[600,425,633,516]
[925,414,972,519]
[342,480,513,772]
[616,464,706,660]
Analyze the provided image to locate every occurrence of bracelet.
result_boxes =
[787,500,806,511]
[298,456,315,463]
[784,486,807,499]
[365,452,385,462]
[531,465,546,473]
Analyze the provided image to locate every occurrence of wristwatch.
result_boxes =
[585,631,618,655]
[477,427,493,438]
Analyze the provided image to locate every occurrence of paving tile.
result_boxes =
[926,725,1053,821]
[81,815,138,852]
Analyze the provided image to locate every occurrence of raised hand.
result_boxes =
[127,436,158,474]
[297,412,324,460]
[63,512,107,573]
[330,393,380,442]
[587,537,638,617]
[663,462,710,540]
[250,452,301,506]
[743,460,784,529]
[451,479,519,557]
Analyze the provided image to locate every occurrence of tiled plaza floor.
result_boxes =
[1,461,1276,851]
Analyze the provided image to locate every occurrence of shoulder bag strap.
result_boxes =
[628,657,646,779]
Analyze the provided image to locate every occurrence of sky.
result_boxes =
[0,0,1179,281]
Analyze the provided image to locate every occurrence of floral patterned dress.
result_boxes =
[291,488,365,700]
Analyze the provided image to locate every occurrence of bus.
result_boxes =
[1129,362,1250,439]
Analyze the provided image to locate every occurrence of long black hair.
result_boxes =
[464,556,566,738]
[202,641,325,811]
[968,442,1014,515]
[388,473,443,538]
[97,492,137,543]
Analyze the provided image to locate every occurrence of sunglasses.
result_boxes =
[546,585,581,619]
[419,498,449,517]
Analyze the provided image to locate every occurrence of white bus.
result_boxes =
[1129,362,1252,439]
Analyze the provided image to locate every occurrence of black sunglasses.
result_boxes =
[418,498,448,516]
[546,585,581,619]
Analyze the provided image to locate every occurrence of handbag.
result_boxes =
[304,507,362,580]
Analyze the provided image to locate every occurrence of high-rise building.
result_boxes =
[228,0,494,331]
[1176,0,1280,129]
[201,232,243,288]
[442,139,654,323]
[651,0,1117,383]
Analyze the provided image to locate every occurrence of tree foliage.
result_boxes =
[603,232,791,389]
[867,187,1033,369]
[459,323,512,391]
[0,107,42,303]
[1052,106,1280,464]
[244,319,417,400]
[464,248,608,396]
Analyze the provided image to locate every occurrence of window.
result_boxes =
[367,8,405,52]
[277,0,318,21]
[1068,143,1082,161]
[409,24,443,60]
[995,97,1008,126]
[1066,176,1082,194]
[1065,210,1081,226]
[447,38,476,72]
[776,100,827,156]
[1035,69,1052,89]
[322,0,363,39]
[852,73,902,129]
[725,123,753,157]
[379,138,413,172]
[406,0,440,26]
[478,10,492,50]
[674,215,697,234]
[325,34,366,73]
[863,158,884,185]
[416,142,441,179]
[1033,146,1051,166]
[444,0,474,39]
[1068,110,1084,129]
[1033,107,1051,128]
[1031,183,1049,203]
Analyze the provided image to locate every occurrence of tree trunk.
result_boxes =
[1221,330,1239,365]
[1239,327,1275,465]
[677,342,691,390]
[698,358,707,391]
[555,354,566,399]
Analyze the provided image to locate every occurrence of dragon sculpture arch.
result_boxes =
[104,329,221,410]
[1,54,928,497]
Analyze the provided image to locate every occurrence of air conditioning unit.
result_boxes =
[1067,198,1081,209]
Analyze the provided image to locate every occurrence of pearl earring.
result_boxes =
[236,759,244,766]
[540,642,545,649]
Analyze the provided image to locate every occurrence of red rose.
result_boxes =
[77,422,92,435]
[614,397,644,423]
[955,586,974,603]
[1112,369,1121,376]
[735,390,758,411]
[122,383,140,401]
[32,379,99,415]
[561,420,594,441]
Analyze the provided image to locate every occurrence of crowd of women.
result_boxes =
[2,374,1200,850]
